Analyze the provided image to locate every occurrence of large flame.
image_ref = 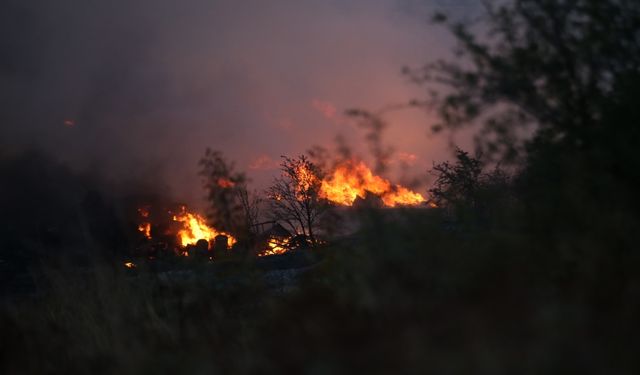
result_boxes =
[172,207,236,248]
[319,160,425,207]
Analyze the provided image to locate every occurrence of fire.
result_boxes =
[124,262,136,269]
[217,178,236,188]
[138,207,150,218]
[259,236,291,257]
[172,207,236,249]
[294,163,319,199]
[137,207,152,239]
[137,222,151,239]
[319,160,425,207]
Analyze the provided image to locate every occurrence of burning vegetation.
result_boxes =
[319,160,425,207]
[132,156,430,265]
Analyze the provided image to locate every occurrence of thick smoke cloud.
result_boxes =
[0,0,479,206]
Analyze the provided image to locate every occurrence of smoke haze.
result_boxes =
[1,0,479,206]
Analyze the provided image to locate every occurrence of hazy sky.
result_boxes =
[1,0,480,205]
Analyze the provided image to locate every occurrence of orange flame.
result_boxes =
[259,236,291,257]
[319,160,425,207]
[137,207,150,218]
[294,163,320,200]
[172,207,236,249]
[124,262,136,269]
[137,208,152,239]
[137,222,151,239]
[217,178,236,188]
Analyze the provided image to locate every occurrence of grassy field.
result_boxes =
[1,208,638,374]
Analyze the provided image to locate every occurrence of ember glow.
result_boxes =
[137,222,151,239]
[217,178,236,188]
[172,207,236,248]
[137,208,152,239]
[319,160,426,207]
[124,262,136,269]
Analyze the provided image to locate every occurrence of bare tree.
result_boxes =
[266,155,328,244]
[237,185,262,236]
[199,148,262,238]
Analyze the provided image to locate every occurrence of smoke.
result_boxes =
[0,0,478,207]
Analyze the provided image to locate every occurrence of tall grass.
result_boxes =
[2,206,639,374]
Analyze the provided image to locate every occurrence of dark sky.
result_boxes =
[1,0,480,205]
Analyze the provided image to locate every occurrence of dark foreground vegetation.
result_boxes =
[2,0,640,373]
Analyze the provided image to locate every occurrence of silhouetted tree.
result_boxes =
[407,0,640,166]
[429,148,483,209]
[237,186,262,235]
[407,0,640,240]
[429,148,511,223]
[266,155,327,244]
[199,149,261,238]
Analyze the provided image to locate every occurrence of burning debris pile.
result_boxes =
[133,205,235,260]
[262,237,291,257]
[257,222,295,257]
[172,208,236,249]
[132,205,300,264]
